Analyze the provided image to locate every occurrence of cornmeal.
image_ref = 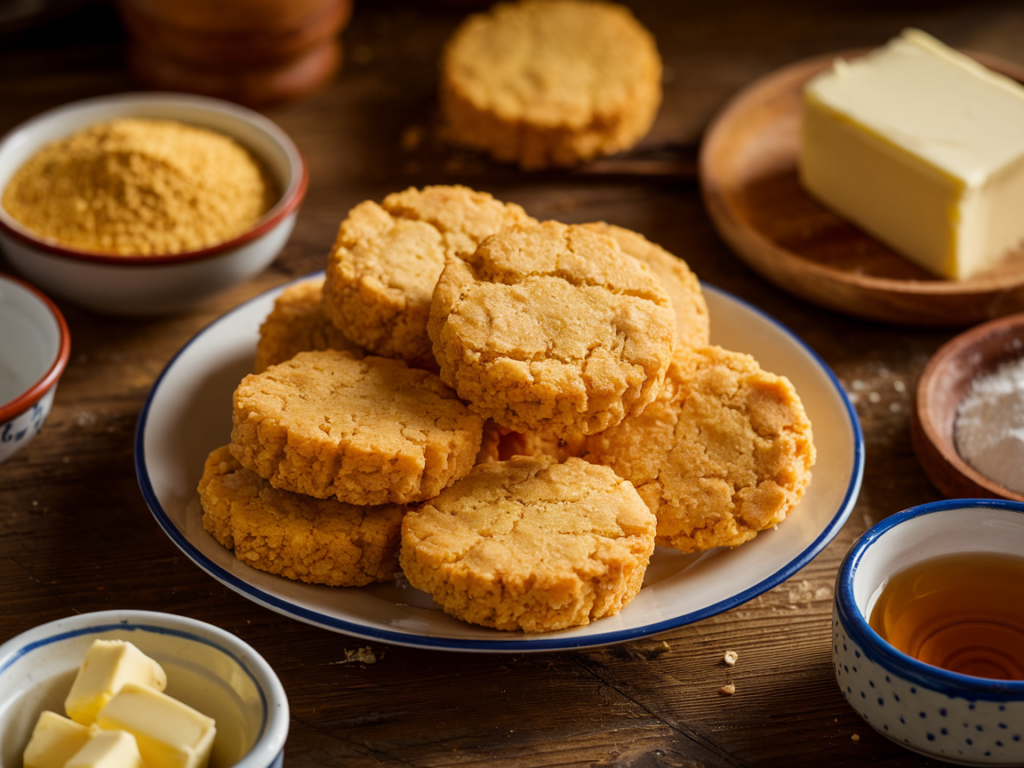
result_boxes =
[400,455,656,632]
[230,350,484,505]
[439,0,662,169]
[322,185,534,366]
[583,345,815,552]
[428,220,676,434]
[199,446,404,586]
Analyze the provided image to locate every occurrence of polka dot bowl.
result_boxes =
[833,499,1024,766]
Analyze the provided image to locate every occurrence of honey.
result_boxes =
[868,551,1024,680]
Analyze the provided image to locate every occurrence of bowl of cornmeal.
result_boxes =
[0,609,289,768]
[0,92,307,316]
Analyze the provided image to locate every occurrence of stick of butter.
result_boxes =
[64,729,146,768]
[65,640,168,725]
[22,711,93,768]
[800,28,1024,280]
[95,682,217,768]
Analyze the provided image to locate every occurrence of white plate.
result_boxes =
[135,277,864,653]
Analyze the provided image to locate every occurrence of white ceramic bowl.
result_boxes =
[0,610,289,768]
[0,92,307,316]
[0,272,70,463]
[833,499,1024,765]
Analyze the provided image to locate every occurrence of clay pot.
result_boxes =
[117,0,352,106]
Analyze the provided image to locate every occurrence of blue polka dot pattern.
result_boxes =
[832,601,1024,764]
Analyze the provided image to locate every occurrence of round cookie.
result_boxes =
[582,345,816,553]
[429,220,677,435]
[399,455,656,632]
[199,445,405,587]
[439,0,663,170]
[254,276,365,373]
[230,349,484,505]
[581,222,709,348]
[322,185,535,366]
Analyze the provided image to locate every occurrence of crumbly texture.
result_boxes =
[2,118,275,255]
[582,222,709,348]
[583,345,816,553]
[322,185,535,366]
[439,0,663,169]
[476,419,587,464]
[230,350,484,505]
[400,455,656,632]
[429,220,676,435]
[254,277,366,373]
[199,446,405,587]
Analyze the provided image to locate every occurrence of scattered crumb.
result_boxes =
[331,646,379,665]
[661,641,670,651]
[851,734,860,742]
[719,682,736,696]
[723,650,738,666]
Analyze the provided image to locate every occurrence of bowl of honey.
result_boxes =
[833,498,1024,765]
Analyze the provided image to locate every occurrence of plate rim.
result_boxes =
[134,276,864,653]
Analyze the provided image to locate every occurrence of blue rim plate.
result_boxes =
[134,276,864,653]
[836,498,1024,699]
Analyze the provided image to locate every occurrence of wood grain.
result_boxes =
[700,50,1024,328]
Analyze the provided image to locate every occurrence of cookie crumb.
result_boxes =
[661,641,670,651]
[723,650,738,666]
[851,734,860,742]
[719,682,736,696]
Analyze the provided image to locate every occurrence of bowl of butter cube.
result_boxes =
[0,610,289,768]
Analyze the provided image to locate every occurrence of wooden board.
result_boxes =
[699,50,1024,328]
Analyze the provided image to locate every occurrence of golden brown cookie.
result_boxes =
[254,277,365,373]
[322,185,535,366]
[199,446,404,587]
[583,345,816,553]
[439,0,663,170]
[581,222,709,348]
[429,220,676,435]
[399,455,656,632]
[230,350,484,505]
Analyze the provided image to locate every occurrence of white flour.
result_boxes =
[954,355,1024,494]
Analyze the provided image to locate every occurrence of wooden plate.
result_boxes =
[911,312,1024,502]
[699,50,1024,327]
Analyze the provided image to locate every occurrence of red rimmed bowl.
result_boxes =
[0,92,307,316]
[0,272,70,463]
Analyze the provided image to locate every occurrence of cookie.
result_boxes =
[322,185,535,366]
[439,0,663,170]
[581,222,709,348]
[399,455,656,632]
[429,220,676,435]
[199,445,404,587]
[254,276,365,373]
[583,345,816,553]
[230,350,484,505]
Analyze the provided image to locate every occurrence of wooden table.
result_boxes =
[2,2,1020,765]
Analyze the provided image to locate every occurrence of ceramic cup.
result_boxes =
[833,499,1024,765]
[0,273,70,463]
[0,610,289,768]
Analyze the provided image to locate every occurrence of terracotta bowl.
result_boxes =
[911,313,1024,502]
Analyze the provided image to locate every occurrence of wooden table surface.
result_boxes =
[2,2,1021,766]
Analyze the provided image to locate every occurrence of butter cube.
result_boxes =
[22,711,93,768]
[95,683,216,768]
[64,729,146,768]
[800,28,1024,280]
[65,640,168,725]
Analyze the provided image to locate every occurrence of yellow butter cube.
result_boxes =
[65,640,168,725]
[95,682,216,768]
[64,729,145,768]
[22,711,93,768]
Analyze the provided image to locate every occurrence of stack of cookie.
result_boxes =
[198,184,816,634]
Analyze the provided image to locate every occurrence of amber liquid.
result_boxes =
[868,552,1024,681]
